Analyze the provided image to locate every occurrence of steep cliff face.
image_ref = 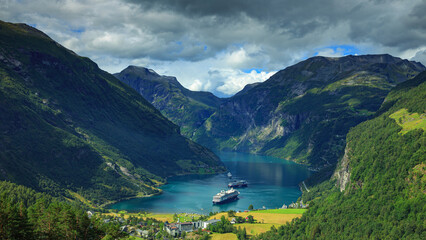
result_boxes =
[114,66,223,137]
[194,55,425,167]
[0,21,224,204]
[333,144,351,192]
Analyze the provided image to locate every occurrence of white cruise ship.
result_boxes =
[212,188,240,204]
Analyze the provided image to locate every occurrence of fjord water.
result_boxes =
[109,152,311,214]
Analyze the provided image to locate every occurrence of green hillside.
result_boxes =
[255,71,426,239]
[0,181,107,239]
[0,21,224,205]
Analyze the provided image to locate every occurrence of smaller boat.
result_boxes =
[227,172,232,178]
[228,180,248,188]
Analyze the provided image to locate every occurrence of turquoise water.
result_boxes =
[108,152,311,214]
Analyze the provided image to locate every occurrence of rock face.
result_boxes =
[333,144,351,192]
[114,66,223,137]
[0,21,224,204]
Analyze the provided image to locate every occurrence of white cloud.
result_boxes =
[410,49,426,66]
[215,69,276,95]
[188,79,203,91]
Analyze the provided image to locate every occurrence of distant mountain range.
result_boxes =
[115,55,425,171]
[0,21,224,205]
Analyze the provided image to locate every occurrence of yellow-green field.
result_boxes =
[103,212,201,223]
[102,209,305,237]
[256,208,307,214]
[211,233,238,240]
[234,223,276,235]
[208,208,305,237]
[389,108,426,134]
[209,209,305,225]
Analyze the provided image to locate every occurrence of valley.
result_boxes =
[0,10,425,239]
[115,55,425,172]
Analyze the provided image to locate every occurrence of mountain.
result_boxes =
[0,21,224,205]
[192,55,425,168]
[117,56,424,171]
[255,71,426,239]
[114,66,223,137]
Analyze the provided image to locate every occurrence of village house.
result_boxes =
[202,219,220,229]
[164,219,220,237]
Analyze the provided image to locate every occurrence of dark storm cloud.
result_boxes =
[1,0,425,95]
[125,0,425,53]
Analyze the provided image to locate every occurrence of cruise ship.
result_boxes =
[212,188,240,204]
[228,180,248,188]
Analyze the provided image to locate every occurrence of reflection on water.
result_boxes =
[108,152,311,214]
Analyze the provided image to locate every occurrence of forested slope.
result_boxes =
[0,21,224,205]
[255,71,426,239]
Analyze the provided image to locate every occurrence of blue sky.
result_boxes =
[314,45,361,57]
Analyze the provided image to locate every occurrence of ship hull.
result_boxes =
[228,183,247,188]
[212,195,239,205]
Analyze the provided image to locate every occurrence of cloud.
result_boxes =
[1,0,425,96]
[411,49,426,65]
[188,79,203,91]
[215,69,276,96]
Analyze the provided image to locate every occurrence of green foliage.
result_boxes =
[236,226,247,240]
[228,210,236,217]
[0,181,106,240]
[246,215,255,224]
[248,204,254,210]
[209,216,235,233]
[235,216,246,224]
[253,71,426,239]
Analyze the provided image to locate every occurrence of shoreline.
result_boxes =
[99,190,163,209]
[101,169,228,209]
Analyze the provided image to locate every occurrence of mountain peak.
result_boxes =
[123,65,161,77]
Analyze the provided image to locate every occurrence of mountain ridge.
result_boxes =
[116,54,425,171]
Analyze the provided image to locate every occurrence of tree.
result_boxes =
[236,216,245,223]
[210,216,234,233]
[228,210,236,217]
[199,232,211,240]
[248,204,254,210]
[236,226,247,240]
[246,215,255,223]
